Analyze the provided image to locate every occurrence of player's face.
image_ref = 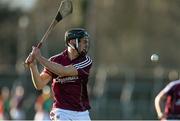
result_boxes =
[79,37,89,54]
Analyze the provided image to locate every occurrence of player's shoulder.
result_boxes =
[169,80,180,86]
[83,55,93,63]
[73,55,93,69]
[165,80,180,90]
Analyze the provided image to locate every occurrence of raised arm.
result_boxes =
[37,55,78,77]
[155,90,166,119]
[26,52,52,90]
[29,62,52,90]
[32,47,78,77]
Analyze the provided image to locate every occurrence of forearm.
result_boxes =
[155,94,164,118]
[37,55,65,76]
[29,64,45,90]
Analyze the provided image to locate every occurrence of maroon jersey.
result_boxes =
[162,80,180,118]
[42,49,92,111]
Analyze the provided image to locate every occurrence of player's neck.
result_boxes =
[67,47,79,60]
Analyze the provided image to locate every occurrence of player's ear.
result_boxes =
[67,39,76,49]
[69,39,76,44]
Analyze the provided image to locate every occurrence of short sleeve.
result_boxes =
[162,82,175,95]
[73,56,92,77]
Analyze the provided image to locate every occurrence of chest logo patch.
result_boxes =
[55,76,79,84]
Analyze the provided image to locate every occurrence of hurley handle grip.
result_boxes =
[24,54,33,68]
[24,42,42,68]
[37,42,42,49]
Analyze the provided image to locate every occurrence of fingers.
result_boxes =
[32,46,41,57]
[25,46,36,66]
[25,52,35,66]
[24,46,41,68]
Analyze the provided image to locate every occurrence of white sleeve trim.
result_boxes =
[73,56,92,69]
[163,80,180,93]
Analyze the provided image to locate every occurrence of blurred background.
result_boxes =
[0,0,180,120]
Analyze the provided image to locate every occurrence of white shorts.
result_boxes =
[50,108,91,121]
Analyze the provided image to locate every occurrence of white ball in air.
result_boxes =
[151,54,159,62]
